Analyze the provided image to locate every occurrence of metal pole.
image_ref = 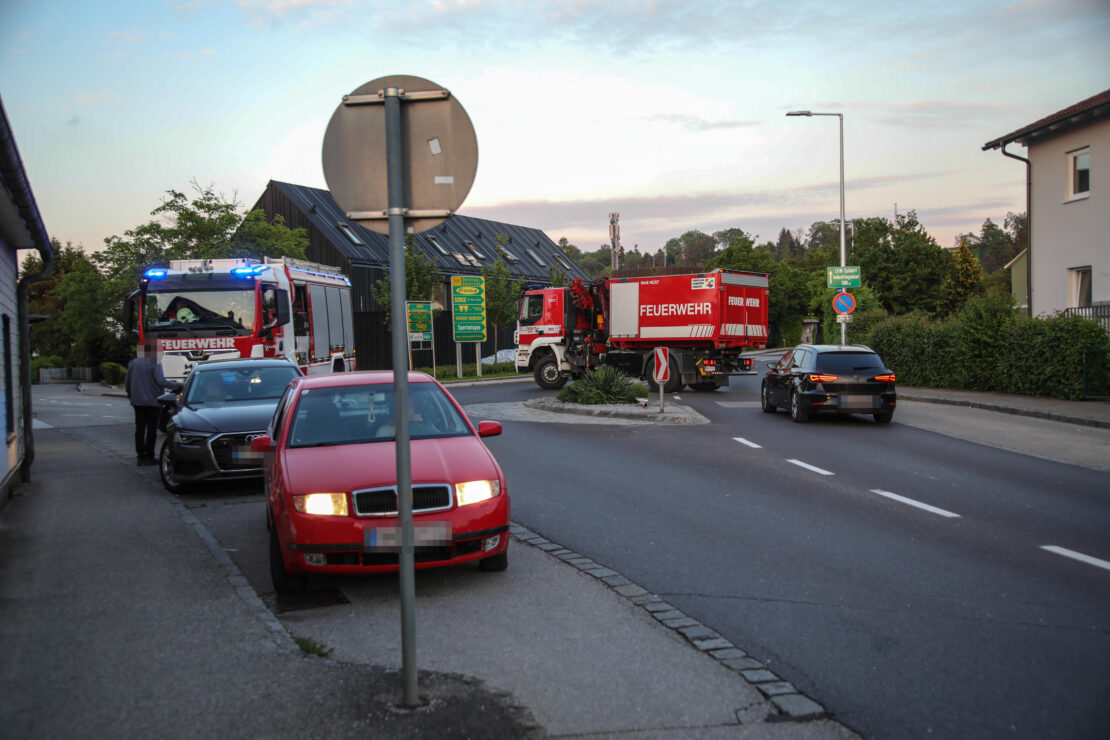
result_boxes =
[385,86,419,707]
[837,113,846,346]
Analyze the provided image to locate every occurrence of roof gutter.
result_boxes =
[999,143,1032,318]
[0,97,54,483]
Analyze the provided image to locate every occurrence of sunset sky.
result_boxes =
[2,0,1107,258]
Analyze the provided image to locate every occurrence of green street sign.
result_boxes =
[407,301,433,342]
[827,265,861,288]
[450,275,486,342]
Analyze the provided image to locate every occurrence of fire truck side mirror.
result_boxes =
[260,287,291,333]
[123,290,140,335]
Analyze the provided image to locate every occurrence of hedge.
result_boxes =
[867,296,1107,400]
[99,361,127,386]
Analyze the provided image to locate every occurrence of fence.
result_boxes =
[38,367,95,384]
[1064,304,1110,336]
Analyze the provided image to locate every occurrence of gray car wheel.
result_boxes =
[158,438,192,494]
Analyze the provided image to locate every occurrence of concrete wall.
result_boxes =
[1028,116,1109,315]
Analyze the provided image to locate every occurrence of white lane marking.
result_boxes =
[787,459,833,475]
[733,437,762,449]
[869,489,960,518]
[1042,546,1110,572]
[32,419,53,429]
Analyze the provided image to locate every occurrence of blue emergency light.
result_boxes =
[144,268,168,279]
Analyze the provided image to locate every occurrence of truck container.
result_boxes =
[515,268,770,391]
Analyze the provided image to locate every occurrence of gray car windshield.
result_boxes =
[288,384,470,448]
[186,366,299,405]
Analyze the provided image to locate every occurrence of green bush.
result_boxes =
[99,361,126,386]
[414,362,520,381]
[30,355,64,384]
[557,365,643,405]
[867,297,1107,399]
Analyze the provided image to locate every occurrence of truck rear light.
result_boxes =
[808,373,838,383]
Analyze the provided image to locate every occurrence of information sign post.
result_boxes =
[451,276,487,378]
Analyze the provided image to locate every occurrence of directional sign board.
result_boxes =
[827,266,861,289]
[451,275,486,342]
[833,292,857,314]
[653,346,670,383]
[407,301,432,342]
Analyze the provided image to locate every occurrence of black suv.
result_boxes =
[761,344,896,423]
[158,358,303,493]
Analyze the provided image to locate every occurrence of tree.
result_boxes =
[663,230,716,268]
[938,238,984,316]
[371,237,441,328]
[234,210,307,261]
[557,237,583,262]
[483,235,521,353]
[772,227,802,262]
[851,211,951,315]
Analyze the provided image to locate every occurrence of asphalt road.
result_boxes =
[452,375,1110,739]
[33,380,1110,738]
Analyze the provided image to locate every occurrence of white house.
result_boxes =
[983,88,1109,330]
[0,95,53,500]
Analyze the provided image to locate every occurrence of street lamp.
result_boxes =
[787,110,847,344]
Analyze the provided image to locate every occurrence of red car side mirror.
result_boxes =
[477,421,502,438]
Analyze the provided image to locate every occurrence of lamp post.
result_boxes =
[787,110,847,344]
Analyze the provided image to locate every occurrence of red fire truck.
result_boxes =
[515,268,770,392]
[125,257,357,381]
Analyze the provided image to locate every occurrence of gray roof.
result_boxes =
[267,180,589,284]
[983,88,1110,150]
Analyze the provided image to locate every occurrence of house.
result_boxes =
[249,180,590,369]
[983,88,1110,331]
[0,95,54,500]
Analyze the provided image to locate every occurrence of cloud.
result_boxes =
[644,114,761,132]
[175,48,218,61]
[235,0,354,27]
[106,27,148,43]
[70,91,119,106]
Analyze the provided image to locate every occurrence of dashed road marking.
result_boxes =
[1041,546,1110,572]
[869,489,960,518]
[787,459,833,475]
[732,437,761,449]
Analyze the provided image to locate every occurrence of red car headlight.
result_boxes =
[455,479,501,506]
[293,493,349,517]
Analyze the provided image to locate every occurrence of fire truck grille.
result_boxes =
[353,485,452,516]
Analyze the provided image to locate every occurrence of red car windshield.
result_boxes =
[287,383,471,447]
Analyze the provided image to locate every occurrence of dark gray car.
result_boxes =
[159,358,302,493]
[761,344,897,423]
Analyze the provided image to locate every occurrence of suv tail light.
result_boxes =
[873,373,896,382]
[807,373,838,383]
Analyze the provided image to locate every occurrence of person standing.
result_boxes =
[125,345,181,466]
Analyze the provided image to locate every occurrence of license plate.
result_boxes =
[364,521,452,552]
[840,395,876,409]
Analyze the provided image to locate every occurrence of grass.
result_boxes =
[293,635,335,659]
[413,362,522,382]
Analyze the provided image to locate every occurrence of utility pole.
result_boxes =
[609,212,621,272]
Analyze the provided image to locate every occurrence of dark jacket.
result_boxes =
[125,357,181,407]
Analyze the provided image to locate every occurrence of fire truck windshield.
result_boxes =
[143,288,256,334]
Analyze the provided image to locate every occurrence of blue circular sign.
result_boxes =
[833,292,856,314]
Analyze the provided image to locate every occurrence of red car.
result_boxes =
[253,371,510,593]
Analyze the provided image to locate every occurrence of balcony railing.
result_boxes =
[1064,304,1110,336]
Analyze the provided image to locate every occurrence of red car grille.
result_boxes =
[353,485,452,516]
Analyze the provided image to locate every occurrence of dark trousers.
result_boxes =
[133,405,160,460]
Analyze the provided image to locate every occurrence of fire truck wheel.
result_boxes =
[534,356,567,389]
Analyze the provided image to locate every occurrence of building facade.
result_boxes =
[984,89,1110,328]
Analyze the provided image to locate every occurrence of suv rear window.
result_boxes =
[815,352,884,374]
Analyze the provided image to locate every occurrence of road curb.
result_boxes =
[898,393,1110,430]
[509,522,832,723]
[523,396,709,424]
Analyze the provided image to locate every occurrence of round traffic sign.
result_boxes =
[322,75,478,235]
[833,292,856,314]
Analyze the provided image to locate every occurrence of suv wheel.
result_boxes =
[790,389,809,423]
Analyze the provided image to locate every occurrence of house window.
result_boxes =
[526,248,546,267]
[337,223,363,245]
[463,241,485,260]
[427,236,449,256]
[1067,148,1090,201]
[1068,266,1092,308]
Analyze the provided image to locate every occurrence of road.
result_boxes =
[33,379,1110,738]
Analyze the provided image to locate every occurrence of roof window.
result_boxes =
[337,223,363,245]
[526,248,546,267]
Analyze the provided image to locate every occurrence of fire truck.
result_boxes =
[515,268,770,392]
[125,257,357,381]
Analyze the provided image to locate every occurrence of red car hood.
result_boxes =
[282,436,502,494]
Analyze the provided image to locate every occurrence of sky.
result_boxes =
[1,0,1108,261]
